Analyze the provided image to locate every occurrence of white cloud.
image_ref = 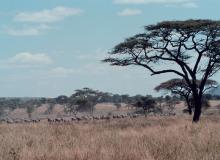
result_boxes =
[49,67,76,77]
[114,0,149,4]
[76,48,107,60]
[114,0,193,4]
[9,52,53,65]
[182,2,198,8]
[6,24,51,36]
[7,6,82,36]
[165,1,198,8]
[14,6,83,23]
[113,0,198,7]
[7,28,40,36]
[118,9,142,16]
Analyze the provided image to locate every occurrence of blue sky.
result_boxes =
[0,0,219,97]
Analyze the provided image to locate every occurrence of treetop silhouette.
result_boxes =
[103,19,220,122]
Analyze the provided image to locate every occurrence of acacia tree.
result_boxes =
[155,79,218,115]
[66,88,101,115]
[0,107,4,118]
[55,95,68,104]
[103,19,220,122]
[134,96,158,114]
[26,105,34,118]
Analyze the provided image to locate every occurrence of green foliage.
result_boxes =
[26,105,34,118]
[64,88,101,114]
[45,103,55,114]
[134,96,159,113]
[103,19,220,122]
[114,103,122,110]
[0,106,4,117]
[55,95,68,104]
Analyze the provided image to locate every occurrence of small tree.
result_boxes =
[164,95,176,112]
[0,106,4,118]
[65,88,101,115]
[45,103,55,114]
[114,103,122,110]
[44,98,56,114]
[134,96,158,114]
[121,94,131,103]
[26,105,34,119]
[155,79,217,114]
[98,92,113,103]
[103,20,220,122]
[112,94,122,103]
[55,95,68,104]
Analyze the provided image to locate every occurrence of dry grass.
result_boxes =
[0,116,220,160]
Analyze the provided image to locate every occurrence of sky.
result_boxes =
[0,0,219,97]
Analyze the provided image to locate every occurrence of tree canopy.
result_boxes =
[103,19,220,122]
[155,79,218,96]
[155,79,218,114]
[134,96,158,113]
[64,88,102,115]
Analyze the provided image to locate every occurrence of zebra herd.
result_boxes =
[47,113,142,123]
[1,118,40,124]
[0,112,176,124]
[0,113,142,124]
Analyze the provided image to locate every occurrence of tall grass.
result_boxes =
[0,116,220,160]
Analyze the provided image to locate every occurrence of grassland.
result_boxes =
[0,116,220,160]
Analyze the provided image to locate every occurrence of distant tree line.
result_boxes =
[0,87,220,118]
[0,88,159,117]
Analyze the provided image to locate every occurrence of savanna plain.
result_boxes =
[1,116,220,160]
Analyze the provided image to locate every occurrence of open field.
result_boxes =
[1,116,220,160]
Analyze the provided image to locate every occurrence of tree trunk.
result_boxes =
[192,97,202,123]
[185,97,192,115]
